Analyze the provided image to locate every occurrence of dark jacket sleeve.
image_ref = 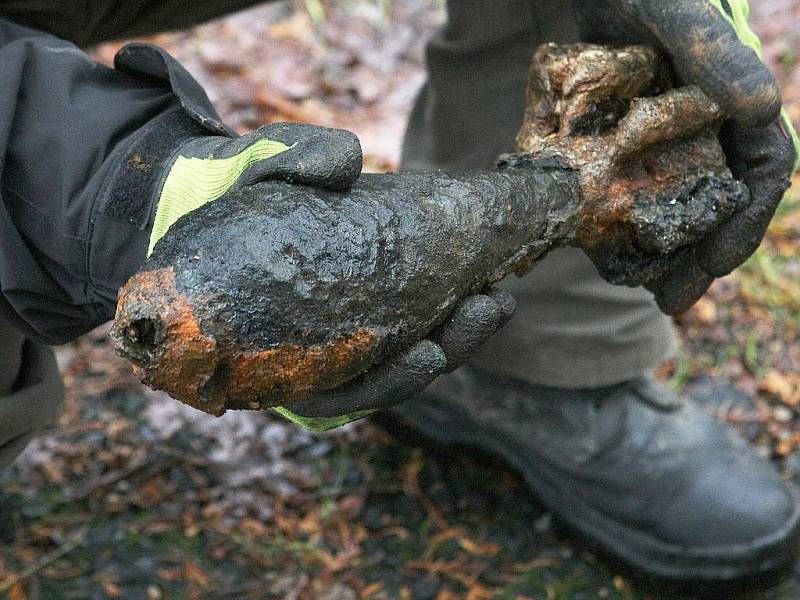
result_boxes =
[0,17,232,345]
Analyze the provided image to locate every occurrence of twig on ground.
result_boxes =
[0,522,91,594]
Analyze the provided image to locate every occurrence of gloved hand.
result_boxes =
[144,122,516,431]
[274,288,517,431]
[573,0,798,314]
[147,122,363,256]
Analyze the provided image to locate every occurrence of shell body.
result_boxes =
[113,166,580,414]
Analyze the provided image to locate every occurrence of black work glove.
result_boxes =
[274,288,516,430]
[573,0,798,314]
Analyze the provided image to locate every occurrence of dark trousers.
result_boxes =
[0,317,63,469]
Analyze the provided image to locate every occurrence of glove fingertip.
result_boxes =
[244,123,363,191]
[452,289,517,327]
[649,270,713,316]
[406,340,448,376]
[486,288,517,322]
[721,77,782,129]
[432,294,514,373]
[700,120,795,277]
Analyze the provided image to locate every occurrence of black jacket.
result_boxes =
[0,16,234,344]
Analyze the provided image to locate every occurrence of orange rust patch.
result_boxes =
[576,194,635,247]
[113,268,220,414]
[223,328,379,409]
[115,269,379,415]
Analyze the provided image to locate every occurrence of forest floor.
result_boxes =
[2,1,800,599]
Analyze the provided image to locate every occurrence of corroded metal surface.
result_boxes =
[113,44,749,415]
[515,44,747,284]
[114,166,583,415]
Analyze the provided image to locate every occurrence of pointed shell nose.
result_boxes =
[112,267,221,414]
[112,271,171,366]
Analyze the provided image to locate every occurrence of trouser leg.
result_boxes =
[0,318,64,470]
[0,318,24,397]
[400,0,675,388]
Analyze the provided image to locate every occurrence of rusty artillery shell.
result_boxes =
[112,44,749,415]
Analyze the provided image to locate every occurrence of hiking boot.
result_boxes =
[381,367,800,583]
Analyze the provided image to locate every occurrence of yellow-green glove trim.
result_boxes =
[272,406,377,432]
[148,138,295,256]
[708,0,800,169]
[707,0,760,54]
[779,110,799,172]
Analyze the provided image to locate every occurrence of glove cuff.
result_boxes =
[87,109,209,317]
[101,109,210,229]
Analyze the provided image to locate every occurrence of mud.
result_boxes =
[113,44,749,415]
[515,44,748,284]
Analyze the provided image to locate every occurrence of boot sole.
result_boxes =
[377,402,800,585]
